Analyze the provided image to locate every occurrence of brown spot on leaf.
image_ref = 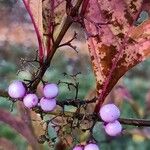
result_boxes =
[100,44,117,76]
[97,82,103,94]
[130,0,138,13]
[117,33,125,40]
[124,10,134,25]
[112,20,124,30]
[94,34,102,43]
[91,55,94,61]
[103,10,113,20]
[127,37,137,44]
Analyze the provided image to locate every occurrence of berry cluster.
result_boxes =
[99,104,122,136]
[8,81,122,148]
[73,143,99,150]
[8,80,58,112]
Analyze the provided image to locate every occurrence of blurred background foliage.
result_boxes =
[0,0,150,150]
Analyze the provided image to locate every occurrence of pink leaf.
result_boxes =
[84,0,150,112]
[23,0,66,61]
[23,0,44,64]
[142,0,150,15]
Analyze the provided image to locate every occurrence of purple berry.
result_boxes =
[104,120,122,136]
[40,97,56,112]
[99,104,120,122]
[23,94,38,108]
[73,145,83,150]
[8,80,26,99]
[43,83,59,99]
[84,143,99,150]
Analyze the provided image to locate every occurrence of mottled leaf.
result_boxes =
[84,0,150,110]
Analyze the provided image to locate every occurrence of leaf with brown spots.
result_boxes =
[84,0,150,112]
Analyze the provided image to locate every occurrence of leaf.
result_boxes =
[84,0,150,111]
[30,111,45,138]
[52,0,66,41]
[23,0,66,61]
[0,109,39,150]
[141,0,150,15]
[53,0,66,25]
[23,0,44,63]
[42,0,66,55]
[93,122,106,142]
[48,123,57,140]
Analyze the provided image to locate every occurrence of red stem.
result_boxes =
[23,0,44,65]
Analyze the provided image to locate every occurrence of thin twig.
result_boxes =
[59,32,78,53]
[1,88,150,127]
[43,110,150,127]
